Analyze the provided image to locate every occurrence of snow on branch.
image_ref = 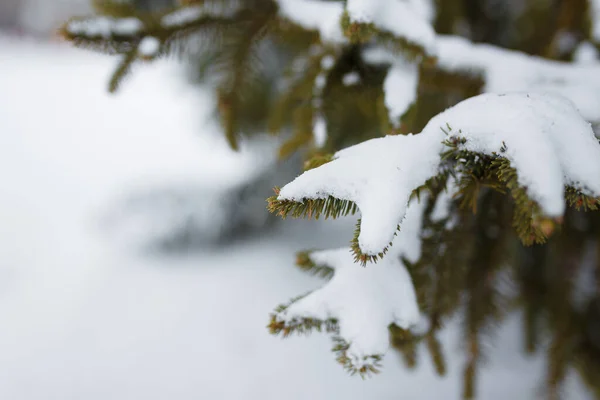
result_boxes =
[435,35,600,123]
[271,131,440,257]
[269,198,425,376]
[276,0,435,59]
[65,16,143,38]
[61,3,240,55]
[61,2,247,92]
[275,0,346,44]
[270,93,600,259]
[427,93,600,213]
[346,0,436,55]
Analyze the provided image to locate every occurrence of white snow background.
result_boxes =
[0,35,590,399]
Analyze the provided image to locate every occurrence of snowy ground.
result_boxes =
[0,36,590,399]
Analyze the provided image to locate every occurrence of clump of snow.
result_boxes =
[66,16,114,38]
[162,6,204,27]
[363,46,419,127]
[345,0,436,55]
[308,53,334,148]
[276,0,346,44]
[436,35,600,123]
[383,60,418,127]
[342,72,361,86]
[278,92,600,256]
[320,55,336,70]
[362,46,397,65]
[275,198,424,361]
[314,73,327,91]
[573,41,598,64]
[161,2,238,28]
[138,37,161,58]
[66,16,143,38]
[430,177,459,223]
[313,117,327,148]
[112,17,144,36]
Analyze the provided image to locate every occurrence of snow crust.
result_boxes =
[436,35,600,123]
[277,199,425,360]
[279,93,600,256]
[430,177,459,223]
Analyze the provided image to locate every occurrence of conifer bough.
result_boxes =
[63,0,600,398]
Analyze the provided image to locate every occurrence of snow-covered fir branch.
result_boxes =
[273,93,600,258]
[270,198,426,375]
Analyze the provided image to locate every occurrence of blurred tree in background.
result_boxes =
[0,0,90,36]
[60,1,600,399]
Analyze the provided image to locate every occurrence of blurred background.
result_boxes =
[0,1,592,399]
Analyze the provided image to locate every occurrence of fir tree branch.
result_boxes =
[108,48,138,93]
[389,325,419,369]
[332,336,384,377]
[267,187,358,220]
[426,332,447,376]
[565,187,600,211]
[61,10,239,54]
[269,297,383,377]
[217,3,276,149]
[295,251,335,279]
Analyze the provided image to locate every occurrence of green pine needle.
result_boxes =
[267,188,358,220]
